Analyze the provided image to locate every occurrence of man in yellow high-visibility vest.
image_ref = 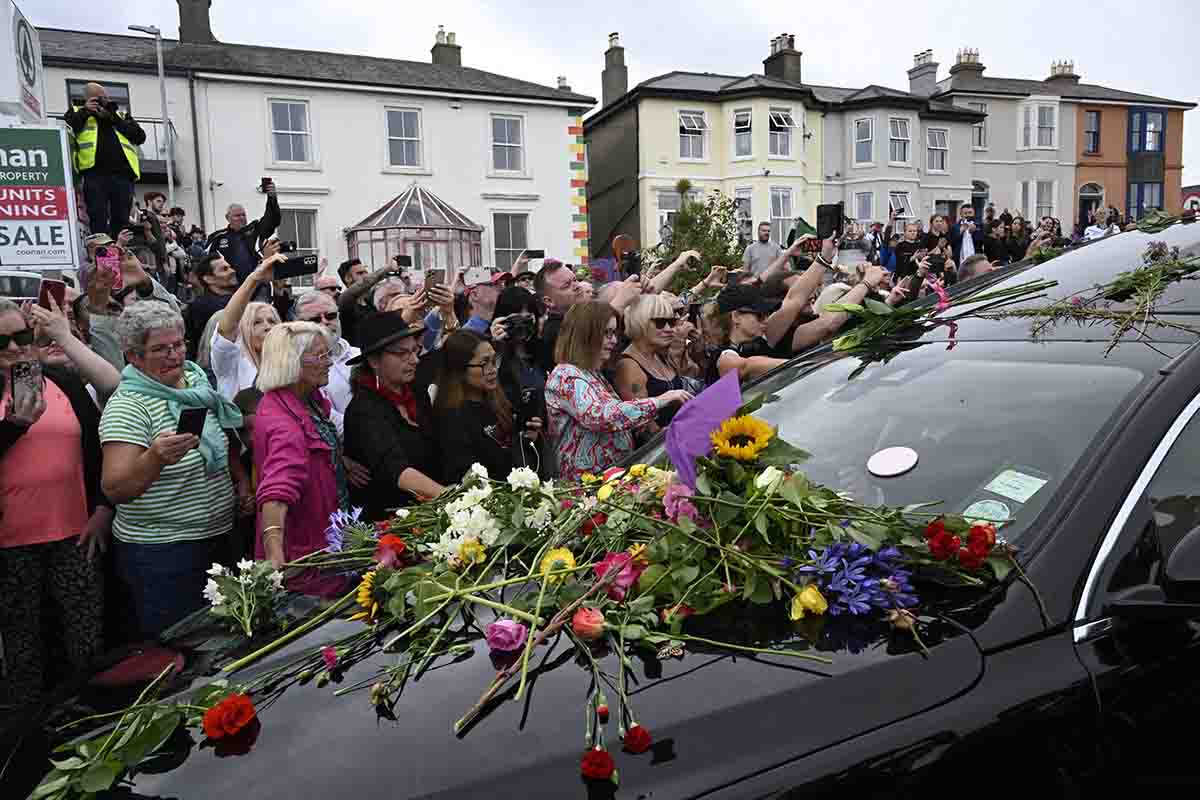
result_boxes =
[63,82,146,239]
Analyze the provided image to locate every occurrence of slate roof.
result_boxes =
[38,28,596,106]
[935,74,1194,108]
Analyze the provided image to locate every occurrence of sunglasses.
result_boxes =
[650,317,678,330]
[736,308,770,321]
[304,311,339,322]
[0,329,35,349]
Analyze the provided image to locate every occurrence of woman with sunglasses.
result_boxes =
[252,322,347,596]
[546,302,692,482]
[0,298,121,704]
[614,294,691,439]
[434,331,543,484]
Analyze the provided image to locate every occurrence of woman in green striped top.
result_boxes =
[99,303,251,638]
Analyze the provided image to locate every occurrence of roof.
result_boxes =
[37,28,595,106]
[586,70,981,129]
[350,183,483,231]
[935,73,1195,108]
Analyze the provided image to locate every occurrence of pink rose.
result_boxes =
[663,482,700,525]
[594,552,646,601]
[321,646,337,671]
[572,607,606,641]
[485,619,529,653]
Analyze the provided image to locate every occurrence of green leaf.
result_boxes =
[510,505,525,530]
[48,756,86,771]
[757,438,811,468]
[749,577,775,605]
[742,571,758,601]
[986,556,1014,582]
[900,535,926,549]
[754,512,770,537]
[30,771,70,800]
[695,472,713,497]
[863,298,895,316]
[621,624,647,641]
[627,593,655,615]
[80,760,123,793]
[823,302,865,314]
[844,525,883,552]
[647,538,670,564]
[637,564,670,596]
[671,564,700,587]
[713,491,742,526]
[120,710,182,767]
[387,591,408,621]
[736,392,767,417]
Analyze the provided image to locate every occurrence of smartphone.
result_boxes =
[688,302,701,325]
[38,279,67,310]
[260,177,272,192]
[426,268,446,288]
[11,361,42,413]
[95,247,123,291]
[817,203,844,240]
[524,249,545,260]
[393,254,413,268]
[273,253,320,281]
[177,407,208,438]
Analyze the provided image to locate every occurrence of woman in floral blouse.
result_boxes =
[545,302,692,482]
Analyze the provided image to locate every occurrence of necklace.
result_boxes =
[626,343,673,379]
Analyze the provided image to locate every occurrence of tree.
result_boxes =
[646,180,743,294]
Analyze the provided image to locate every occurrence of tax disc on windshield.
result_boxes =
[867,447,919,478]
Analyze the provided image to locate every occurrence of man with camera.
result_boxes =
[204,180,282,288]
[64,83,147,239]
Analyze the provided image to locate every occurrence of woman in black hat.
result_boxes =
[342,313,444,521]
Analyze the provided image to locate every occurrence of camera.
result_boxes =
[502,314,536,342]
[104,99,119,113]
[927,254,946,273]
[278,241,297,254]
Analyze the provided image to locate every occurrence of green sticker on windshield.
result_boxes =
[983,469,1048,504]
[963,499,1011,525]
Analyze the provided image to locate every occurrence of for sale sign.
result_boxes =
[0,127,78,269]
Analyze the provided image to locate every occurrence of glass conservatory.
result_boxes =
[345,183,483,271]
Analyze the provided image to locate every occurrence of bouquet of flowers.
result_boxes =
[204,560,286,638]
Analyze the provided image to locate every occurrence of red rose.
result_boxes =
[623,724,653,754]
[968,523,996,550]
[202,693,257,740]
[581,512,608,537]
[924,519,947,540]
[374,534,407,568]
[927,531,960,561]
[581,747,615,780]
[957,546,986,571]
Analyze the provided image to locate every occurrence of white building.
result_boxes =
[39,1,594,280]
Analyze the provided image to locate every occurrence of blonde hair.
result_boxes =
[238,301,280,367]
[622,293,675,342]
[256,321,332,392]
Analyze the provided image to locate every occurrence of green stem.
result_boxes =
[674,633,833,664]
[223,590,356,674]
[515,576,550,700]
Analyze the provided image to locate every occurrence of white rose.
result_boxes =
[755,466,785,495]
[469,463,490,482]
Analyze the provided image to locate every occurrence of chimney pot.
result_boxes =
[557,75,570,91]
[431,27,462,67]
[447,32,456,45]
[177,0,216,44]
[436,25,445,44]
[608,32,620,48]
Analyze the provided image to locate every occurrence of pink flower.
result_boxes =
[1069,295,1084,307]
[572,607,606,641]
[594,551,646,601]
[924,276,950,312]
[485,619,529,653]
[321,646,337,671]
[663,482,701,525]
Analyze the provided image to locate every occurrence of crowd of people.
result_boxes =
[0,85,1123,707]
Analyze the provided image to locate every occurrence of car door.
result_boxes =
[1073,390,1200,787]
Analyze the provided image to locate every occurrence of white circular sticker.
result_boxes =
[867,447,919,478]
[964,499,1011,525]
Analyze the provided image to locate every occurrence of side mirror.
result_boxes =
[1165,527,1200,599]
[1106,528,1200,622]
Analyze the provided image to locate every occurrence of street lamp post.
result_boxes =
[128,24,174,208]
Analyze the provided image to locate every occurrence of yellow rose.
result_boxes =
[597,483,615,502]
[789,585,828,621]
[628,464,648,479]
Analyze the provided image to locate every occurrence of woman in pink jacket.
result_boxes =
[253,321,347,597]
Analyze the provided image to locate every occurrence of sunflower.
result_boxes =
[351,570,380,623]
[540,547,577,583]
[710,416,774,462]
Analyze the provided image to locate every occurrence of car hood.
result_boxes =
[117,609,984,800]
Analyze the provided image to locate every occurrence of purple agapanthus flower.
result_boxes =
[324,507,364,553]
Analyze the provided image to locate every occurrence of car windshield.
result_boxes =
[0,275,40,298]
[641,342,1148,544]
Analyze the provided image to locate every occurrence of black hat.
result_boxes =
[345,312,424,365]
[716,284,780,316]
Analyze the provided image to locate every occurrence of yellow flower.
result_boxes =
[628,464,648,479]
[540,547,577,583]
[351,570,380,623]
[642,467,674,497]
[458,539,487,566]
[597,483,615,502]
[581,473,599,484]
[789,585,828,621]
[627,544,648,566]
[710,416,775,462]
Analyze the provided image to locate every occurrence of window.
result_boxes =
[734,188,753,238]
[888,191,913,228]
[66,79,131,113]
[1036,181,1054,220]
[1084,111,1101,154]
[386,108,422,168]
[969,102,987,148]
[1131,109,1164,153]
[1128,182,1164,219]
[853,118,873,165]
[733,110,753,158]
[276,209,318,286]
[769,108,796,157]
[491,115,524,173]
[1037,106,1056,148]
[492,212,528,269]
[889,118,910,164]
[678,110,708,160]
[769,188,792,246]
[855,192,873,223]
[270,100,311,163]
[1022,106,1033,149]
[926,128,948,172]
[1021,182,1031,218]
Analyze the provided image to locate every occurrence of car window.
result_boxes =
[1146,414,1200,559]
[641,343,1146,545]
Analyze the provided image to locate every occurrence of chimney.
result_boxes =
[1045,59,1080,85]
[556,76,572,92]
[601,32,628,107]
[431,26,462,68]
[763,33,802,85]
[177,0,216,43]
[907,49,939,96]
[948,48,985,79]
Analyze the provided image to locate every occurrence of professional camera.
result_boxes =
[278,241,297,254]
[502,314,536,342]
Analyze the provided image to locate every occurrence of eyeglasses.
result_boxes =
[303,311,339,322]
[0,329,34,349]
[650,317,677,330]
[145,340,186,358]
[302,351,334,365]
[466,357,499,372]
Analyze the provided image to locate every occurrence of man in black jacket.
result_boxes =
[63,83,146,239]
[949,203,986,265]
[205,181,281,286]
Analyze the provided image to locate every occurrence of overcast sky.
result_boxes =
[30,0,1200,185]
